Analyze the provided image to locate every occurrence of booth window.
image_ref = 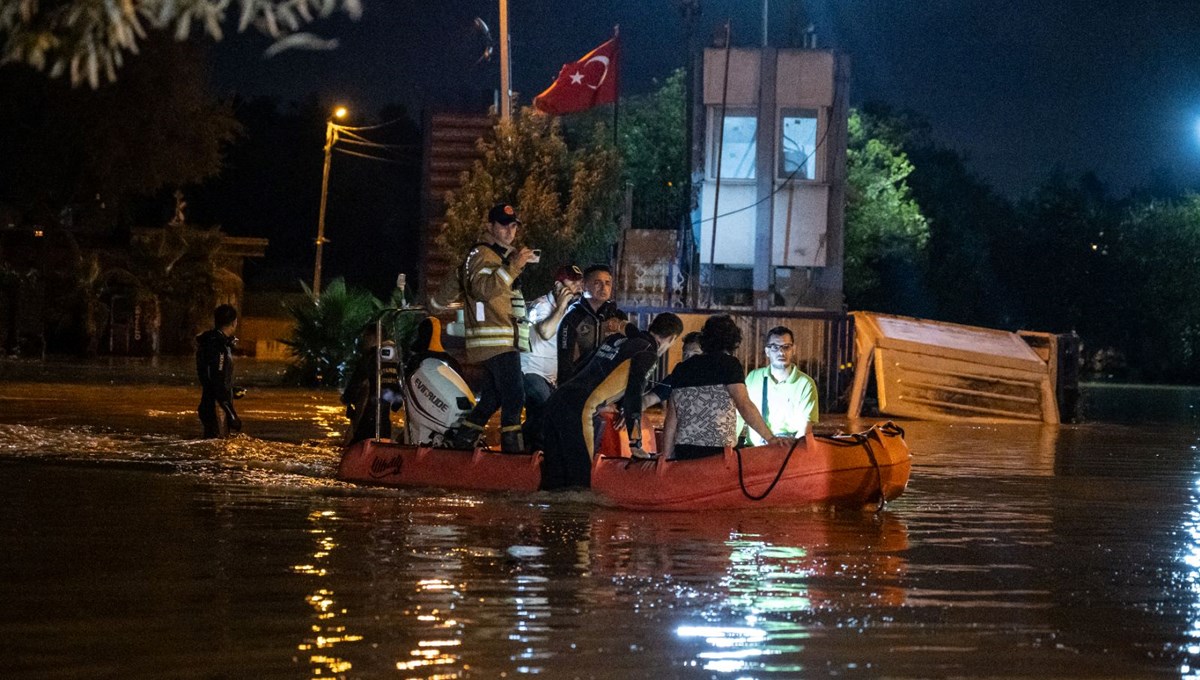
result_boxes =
[780,109,819,180]
[711,112,757,179]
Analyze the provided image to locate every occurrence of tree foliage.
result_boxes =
[1009,171,1118,335]
[1,0,361,87]
[1102,196,1200,380]
[616,69,688,230]
[843,109,930,308]
[845,103,1200,382]
[439,107,623,297]
[282,278,379,387]
[129,222,240,351]
[564,70,687,230]
[281,277,421,387]
[0,37,239,230]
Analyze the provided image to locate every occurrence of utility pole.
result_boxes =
[499,0,512,121]
[763,0,770,47]
[312,107,347,298]
[679,0,701,307]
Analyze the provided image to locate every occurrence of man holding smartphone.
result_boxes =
[521,264,584,451]
[445,202,538,452]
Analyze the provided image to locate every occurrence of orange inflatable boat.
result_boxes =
[590,422,912,511]
[337,423,910,511]
[337,440,543,492]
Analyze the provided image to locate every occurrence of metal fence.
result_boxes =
[622,306,856,413]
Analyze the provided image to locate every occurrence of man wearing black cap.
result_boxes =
[445,202,538,452]
[521,264,584,451]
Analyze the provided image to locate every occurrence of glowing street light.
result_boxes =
[312,106,349,297]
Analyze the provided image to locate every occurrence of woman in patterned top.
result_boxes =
[660,315,789,460]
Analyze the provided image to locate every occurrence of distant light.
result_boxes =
[33,229,43,237]
[333,106,348,120]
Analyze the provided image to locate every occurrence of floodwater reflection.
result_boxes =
[1179,479,1200,679]
[4,382,1200,677]
[682,511,907,676]
[294,509,362,678]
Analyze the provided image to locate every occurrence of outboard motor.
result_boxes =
[402,317,475,446]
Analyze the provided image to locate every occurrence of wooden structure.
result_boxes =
[419,113,492,299]
[847,312,1060,424]
[615,229,686,308]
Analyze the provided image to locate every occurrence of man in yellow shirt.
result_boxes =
[741,326,819,444]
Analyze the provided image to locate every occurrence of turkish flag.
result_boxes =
[533,37,619,115]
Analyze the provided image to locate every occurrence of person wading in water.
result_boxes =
[196,304,242,438]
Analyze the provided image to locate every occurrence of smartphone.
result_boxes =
[529,249,542,263]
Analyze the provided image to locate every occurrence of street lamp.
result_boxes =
[312,106,348,297]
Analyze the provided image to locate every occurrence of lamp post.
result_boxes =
[312,106,348,298]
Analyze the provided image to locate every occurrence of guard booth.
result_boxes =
[697,47,849,311]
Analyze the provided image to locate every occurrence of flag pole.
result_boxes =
[612,25,620,147]
[500,0,512,121]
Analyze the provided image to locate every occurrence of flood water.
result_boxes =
[3,376,1200,678]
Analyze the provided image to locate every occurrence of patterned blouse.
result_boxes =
[664,352,746,447]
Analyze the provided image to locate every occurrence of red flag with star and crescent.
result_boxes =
[533,36,619,115]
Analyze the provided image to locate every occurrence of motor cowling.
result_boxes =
[403,357,475,445]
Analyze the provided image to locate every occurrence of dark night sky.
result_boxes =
[210,0,1200,198]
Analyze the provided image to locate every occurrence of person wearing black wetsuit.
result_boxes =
[195,304,240,438]
[540,312,682,489]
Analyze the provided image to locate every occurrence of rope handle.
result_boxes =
[736,437,803,501]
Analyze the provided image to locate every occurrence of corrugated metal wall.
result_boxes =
[419,113,492,300]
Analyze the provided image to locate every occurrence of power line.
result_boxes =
[334,147,404,163]
[333,116,413,133]
[691,116,833,227]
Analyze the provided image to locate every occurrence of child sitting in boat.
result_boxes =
[658,315,788,460]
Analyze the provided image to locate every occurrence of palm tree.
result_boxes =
[41,231,139,356]
[129,222,241,354]
[0,261,37,356]
[282,278,381,387]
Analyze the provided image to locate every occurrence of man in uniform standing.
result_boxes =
[446,203,537,452]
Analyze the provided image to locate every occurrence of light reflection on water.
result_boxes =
[3,381,1200,677]
[294,509,364,678]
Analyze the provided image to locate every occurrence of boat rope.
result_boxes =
[736,436,804,501]
[859,433,887,512]
[854,426,902,510]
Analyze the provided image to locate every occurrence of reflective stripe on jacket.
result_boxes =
[463,240,528,363]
